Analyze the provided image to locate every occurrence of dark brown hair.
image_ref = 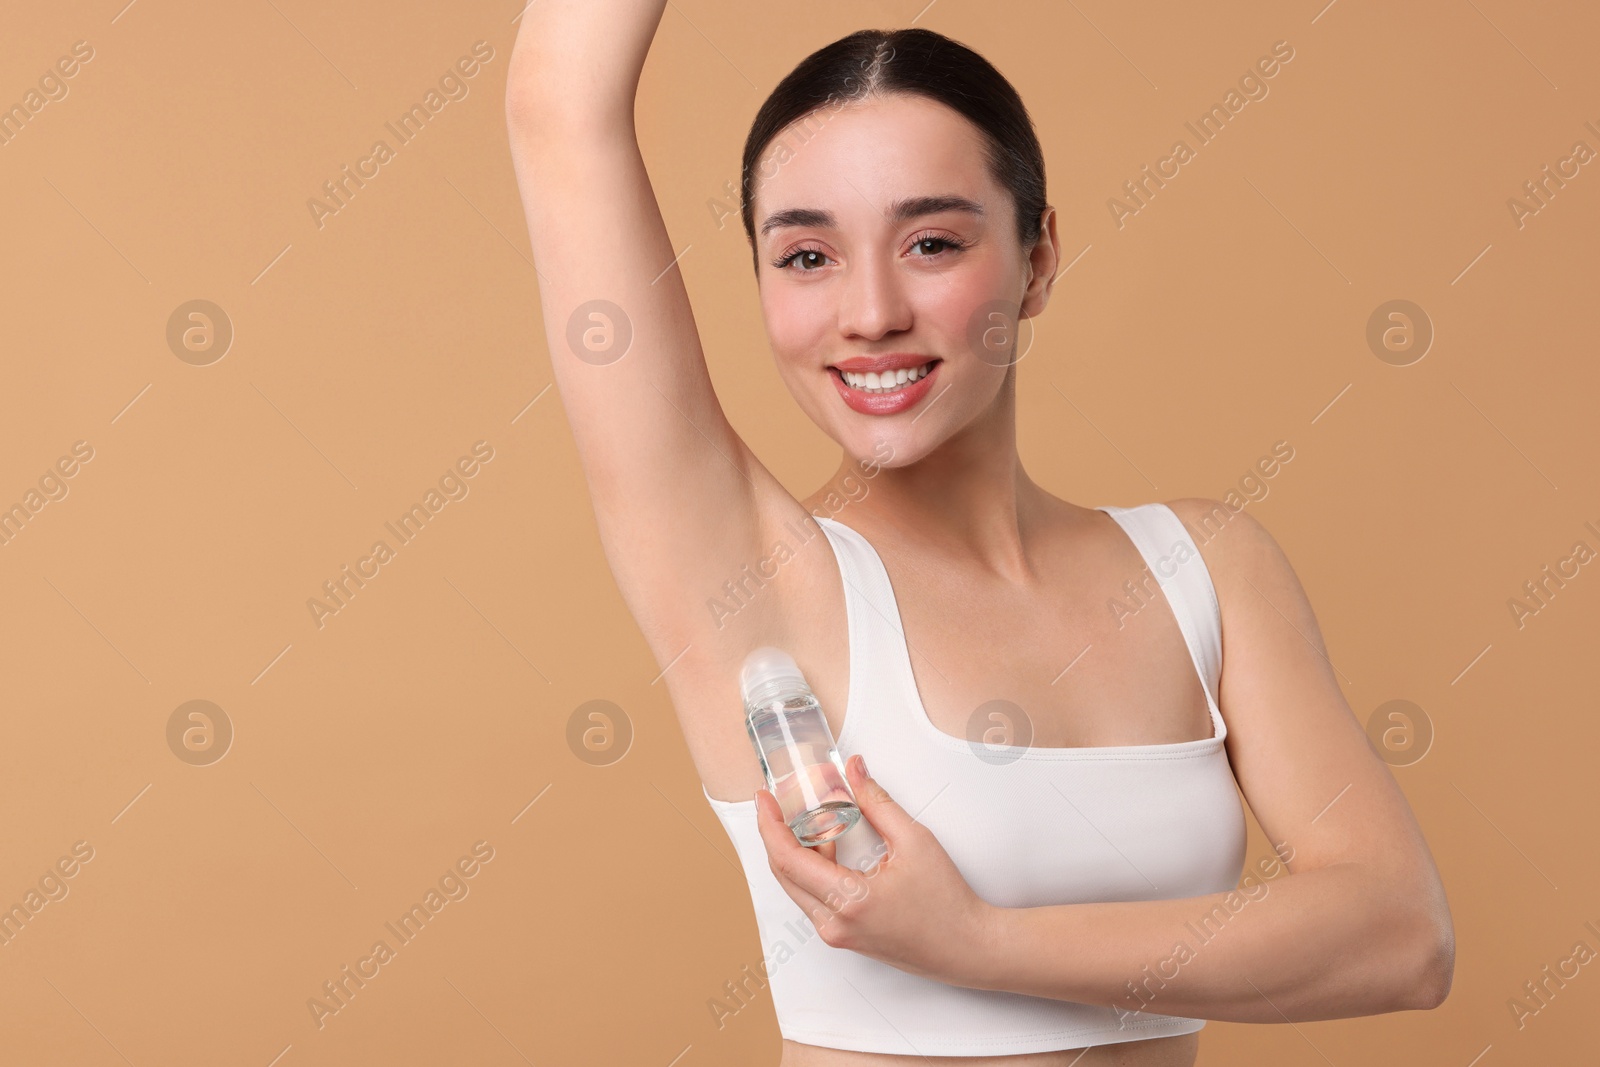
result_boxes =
[740,27,1047,274]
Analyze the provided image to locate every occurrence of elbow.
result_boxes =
[1401,903,1455,1011]
[504,89,630,164]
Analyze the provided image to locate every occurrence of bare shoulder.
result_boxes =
[1162,497,1285,584]
[1161,494,1339,759]
[1161,497,1312,641]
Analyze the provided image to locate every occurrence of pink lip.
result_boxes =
[831,353,938,374]
[828,361,941,416]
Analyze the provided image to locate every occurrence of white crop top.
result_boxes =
[702,503,1247,1055]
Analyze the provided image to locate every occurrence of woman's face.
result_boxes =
[750,92,1050,467]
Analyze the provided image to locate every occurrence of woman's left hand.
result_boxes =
[753,753,997,986]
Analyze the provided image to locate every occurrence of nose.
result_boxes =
[836,251,913,340]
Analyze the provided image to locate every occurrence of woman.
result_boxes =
[505,4,1454,1064]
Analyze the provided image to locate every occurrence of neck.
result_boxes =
[816,374,1060,584]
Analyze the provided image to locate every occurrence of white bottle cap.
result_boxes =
[740,646,808,704]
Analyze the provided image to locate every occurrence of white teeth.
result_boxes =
[840,361,935,393]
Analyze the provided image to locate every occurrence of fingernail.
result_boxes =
[857,755,869,778]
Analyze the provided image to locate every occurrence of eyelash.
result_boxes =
[771,231,970,272]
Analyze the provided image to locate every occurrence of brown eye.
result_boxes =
[911,236,962,257]
[774,247,832,271]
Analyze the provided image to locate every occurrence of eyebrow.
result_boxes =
[758,194,985,238]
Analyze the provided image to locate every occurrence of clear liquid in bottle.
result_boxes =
[741,647,861,846]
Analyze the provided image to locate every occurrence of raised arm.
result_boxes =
[504,0,792,661]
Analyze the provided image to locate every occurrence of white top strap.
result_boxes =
[1101,503,1223,713]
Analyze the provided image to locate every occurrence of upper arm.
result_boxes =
[1169,498,1453,948]
[503,65,796,661]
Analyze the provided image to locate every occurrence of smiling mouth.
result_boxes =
[832,359,941,394]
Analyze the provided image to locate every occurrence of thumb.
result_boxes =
[847,754,917,842]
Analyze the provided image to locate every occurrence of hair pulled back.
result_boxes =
[739,27,1047,273]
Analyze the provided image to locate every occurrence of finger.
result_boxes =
[752,788,843,914]
[847,755,916,847]
[754,796,871,939]
[755,793,854,931]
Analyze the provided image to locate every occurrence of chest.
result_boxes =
[861,750,1248,908]
[684,515,1219,803]
[880,551,1217,750]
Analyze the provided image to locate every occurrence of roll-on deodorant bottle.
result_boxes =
[740,646,861,846]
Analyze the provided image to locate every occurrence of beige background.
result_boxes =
[1,0,1596,1063]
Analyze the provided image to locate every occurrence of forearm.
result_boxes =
[506,0,668,126]
[964,862,1446,1023]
